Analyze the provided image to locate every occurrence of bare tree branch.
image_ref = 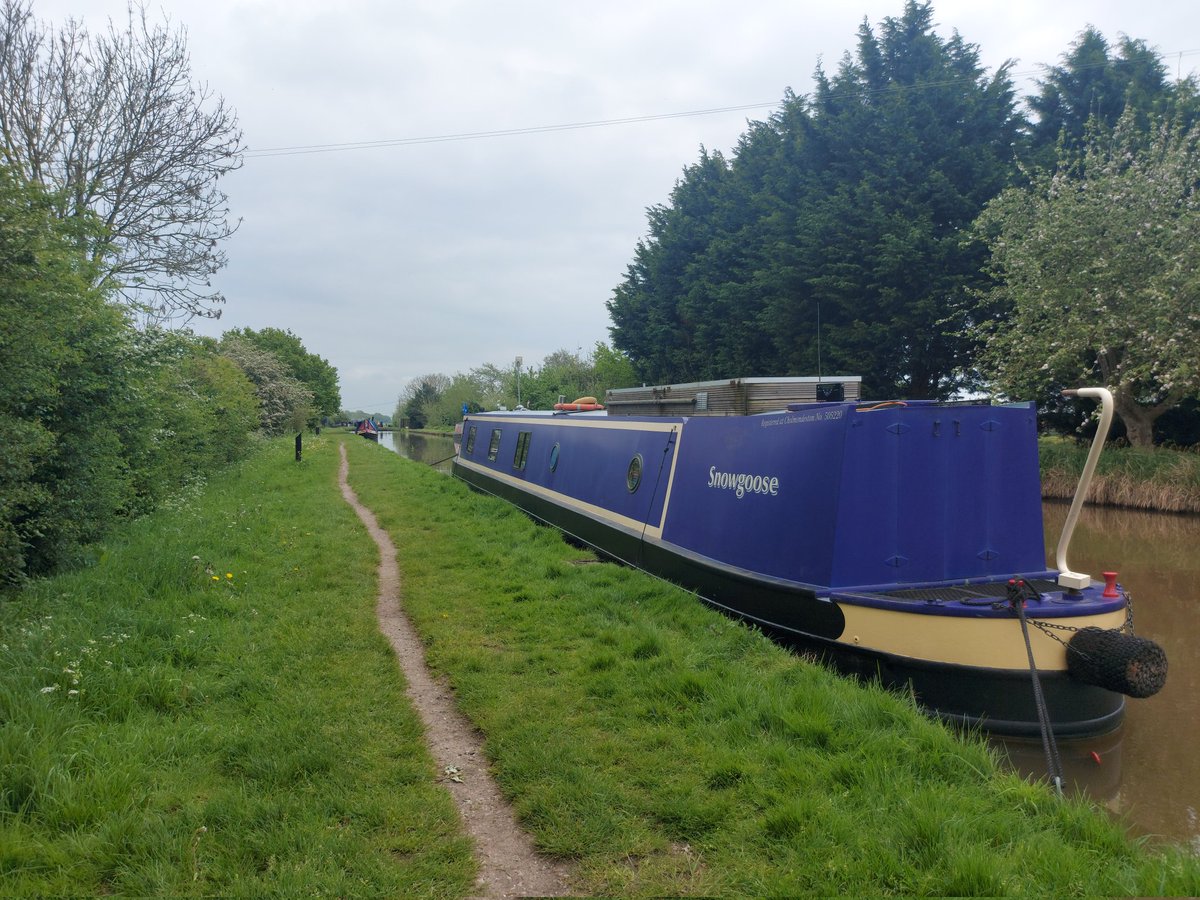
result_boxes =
[0,0,243,323]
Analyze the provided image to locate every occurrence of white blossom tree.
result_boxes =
[976,113,1200,446]
[220,337,314,436]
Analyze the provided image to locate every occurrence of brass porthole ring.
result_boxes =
[626,454,643,492]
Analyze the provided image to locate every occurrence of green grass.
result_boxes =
[0,434,475,897]
[344,436,1200,896]
[1041,436,1200,511]
[5,433,1200,896]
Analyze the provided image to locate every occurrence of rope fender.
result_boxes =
[1066,627,1168,698]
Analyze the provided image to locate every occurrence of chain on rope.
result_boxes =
[1027,590,1135,656]
[1007,579,1065,796]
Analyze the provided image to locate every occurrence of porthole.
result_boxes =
[549,442,560,472]
[626,454,643,492]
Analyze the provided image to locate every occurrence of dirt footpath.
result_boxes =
[338,445,573,899]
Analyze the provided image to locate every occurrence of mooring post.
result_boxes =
[295,432,302,462]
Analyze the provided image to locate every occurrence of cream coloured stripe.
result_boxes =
[456,456,669,539]
[656,424,682,527]
[471,415,680,433]
[837,603,1128,671]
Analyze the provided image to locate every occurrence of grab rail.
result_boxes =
[1055,387,1114,590]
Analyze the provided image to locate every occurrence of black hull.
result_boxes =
[764,628,1125,738]
[454,462,1125,738]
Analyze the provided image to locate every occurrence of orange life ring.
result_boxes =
[553,396,605,411]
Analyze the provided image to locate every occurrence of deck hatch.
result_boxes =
[876,579,1058,603]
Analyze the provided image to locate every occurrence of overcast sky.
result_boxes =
[33,0,1200,412]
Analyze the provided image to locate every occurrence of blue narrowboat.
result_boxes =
[451,377,1165,737]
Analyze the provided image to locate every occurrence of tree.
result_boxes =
[608,2,1021,397]
[0,165,129,581]
[219,336,314,435]
[590,342,638,394]
[607,148,742,383]
[0,0,244,323]
[467,362,518,409]
[396,373,451,429]
[1,163,261,584]
[976,114,1200,446]
[222,327,341,421]
[115,330,259,511]
[518,348,592,409]
[779,2,1021,398]
[1027,28,1200,168]
[421,374,484,428]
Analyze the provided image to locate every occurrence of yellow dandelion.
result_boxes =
[211,575,219,581]
[226,573,233,579]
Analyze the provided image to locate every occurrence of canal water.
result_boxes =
[376,430,457,472]
[376,432,1198,853]
[1009,502,1199,854]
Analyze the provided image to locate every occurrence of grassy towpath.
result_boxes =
[1,434,477,896]
[336,442,573,898]
[342,436,1200,896]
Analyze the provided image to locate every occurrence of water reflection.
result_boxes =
[376,430,457,472]
[992,502,1200,853]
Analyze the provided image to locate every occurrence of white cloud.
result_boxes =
[28,0,1200,410]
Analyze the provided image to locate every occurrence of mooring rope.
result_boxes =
[639,428,677,546]
[1008,579,1064,796]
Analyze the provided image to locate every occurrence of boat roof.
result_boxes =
[608,375,862,394]
[468,408,608,418]
[606,376,863,417]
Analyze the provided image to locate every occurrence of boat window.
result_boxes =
[513,431,531,470]
[816,382,845,402]
[465,425,477,455]
[487,428,502,461]
[626,454,643,492]
[549,442,560,472]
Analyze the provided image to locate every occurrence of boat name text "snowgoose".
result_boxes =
[707,467,780,499]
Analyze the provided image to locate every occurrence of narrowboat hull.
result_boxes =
[452,391,1141,737]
